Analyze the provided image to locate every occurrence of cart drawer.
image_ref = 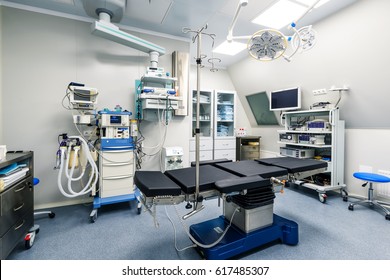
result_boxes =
[0,178,33,237]
[101,150,133,164]
[241,151,261,160]
[100,176,135,198]
[0,209,33,259]
[101,162,134,178]
[241,145,260,152]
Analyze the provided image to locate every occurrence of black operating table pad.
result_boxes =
[134,157,327,198]
[256,157,327,173]
[215,160,288,178]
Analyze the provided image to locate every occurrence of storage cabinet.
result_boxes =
[190,89,237,164]
[190,90,214,163]
[278,108,345,202]
[214,90,236,161]
[189,138,213,163]
[236,136,261,161]
[0,152,34,259]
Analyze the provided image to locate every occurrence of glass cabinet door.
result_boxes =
[192,90,213,137]
[215,91,235,138]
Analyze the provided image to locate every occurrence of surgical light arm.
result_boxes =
[89,5,165,67]
[227,0,321,62]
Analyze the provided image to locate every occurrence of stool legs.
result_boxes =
[348,182,390,220]
[34,210,55,219]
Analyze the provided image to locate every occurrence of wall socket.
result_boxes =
[313,88,327,95]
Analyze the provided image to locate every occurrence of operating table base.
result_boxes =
[189,214,298,260]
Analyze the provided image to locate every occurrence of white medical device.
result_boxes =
[69,86,98,110]
[162,147,184,172]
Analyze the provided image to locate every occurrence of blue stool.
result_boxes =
[348,172,390,220]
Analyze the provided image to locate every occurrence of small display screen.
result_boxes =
[73,89,91,101]
[110,115,122,124]
[270,87,301,111]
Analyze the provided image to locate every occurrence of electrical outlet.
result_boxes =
[313,88,327,95]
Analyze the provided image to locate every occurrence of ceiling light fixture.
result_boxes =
[213,41,247,56]
[252,0,307,30]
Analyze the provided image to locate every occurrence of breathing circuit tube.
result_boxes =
[57,136,98,198]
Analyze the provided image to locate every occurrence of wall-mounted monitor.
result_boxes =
[270,87,301,111]
[246,92,279,125]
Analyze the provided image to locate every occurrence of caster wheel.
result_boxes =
[24,231,37,249]
[137,207,142,215]
[90,210,97,223]
[319,193,327,203]
[25,239,33,249]
[49,212,55,218]
[348,204,354,211]
[386,214,390,221]
[90,213,97,223]
[343,196,348,202]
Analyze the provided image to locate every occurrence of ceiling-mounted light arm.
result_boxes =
[283,23,301,62]
[284,0,321,61]
[288,0,321,29]
[227,0,249,42]
[86,0,165,67]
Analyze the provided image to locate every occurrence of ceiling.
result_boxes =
[1,0,358,68]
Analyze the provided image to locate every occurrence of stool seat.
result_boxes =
[349,172,390,220]
[353,172,390,183]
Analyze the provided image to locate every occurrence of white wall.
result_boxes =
[0,6,3,143]
[1,7,250,209]
[228,0,390,200]
[1,7,191,208]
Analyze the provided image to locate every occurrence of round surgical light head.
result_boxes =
[247,29,287,61]
[292,25,317,52]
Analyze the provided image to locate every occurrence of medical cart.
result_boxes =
[90,110,141,222]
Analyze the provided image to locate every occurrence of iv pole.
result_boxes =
[182,24,215,220]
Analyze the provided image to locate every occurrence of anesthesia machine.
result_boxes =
[56,82,141,222]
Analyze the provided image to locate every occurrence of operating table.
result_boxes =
[134,157,328,260]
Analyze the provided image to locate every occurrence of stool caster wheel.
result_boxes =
[49,212,55,218]
[348,204,354,211]
[386,214,390,221]
[343,196,348,202]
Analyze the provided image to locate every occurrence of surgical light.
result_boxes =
[213,41,247,56]
[251,0,308,29]
[248,30,287,61]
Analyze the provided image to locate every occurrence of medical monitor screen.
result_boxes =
[73,89,92,102]
[246,92,279,125]
[270,87,301,111]
[110,115,122,124]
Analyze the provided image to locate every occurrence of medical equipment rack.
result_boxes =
[90,111,141,223]
[277,108,346,202]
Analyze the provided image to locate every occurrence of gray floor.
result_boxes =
[7,186,390,260]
